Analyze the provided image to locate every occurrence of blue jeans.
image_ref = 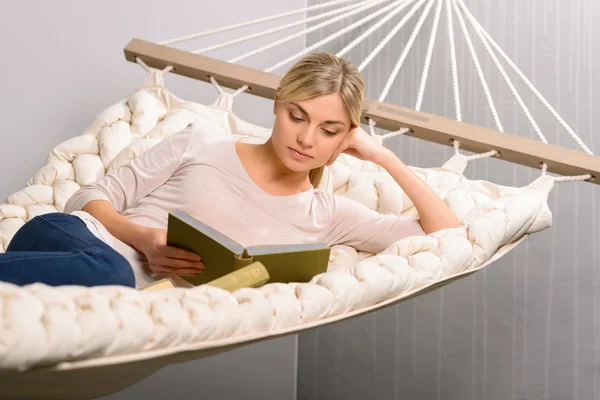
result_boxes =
[0,213,135,287]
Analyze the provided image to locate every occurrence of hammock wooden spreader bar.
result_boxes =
[124,38,600,184]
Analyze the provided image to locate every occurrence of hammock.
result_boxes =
[0,0,598,398]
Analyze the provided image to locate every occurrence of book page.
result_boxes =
[246,242,328,256]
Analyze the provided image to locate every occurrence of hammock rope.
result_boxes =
[460,1,546,145]
[452,140,498,161]
[452,0,502,132]
[372,0,430,100]
[231,0,393,65]
[455,0,593,182]
[148,0,595,183]
[135,57,173,75]
[445,0,461,121]
[158,0,364,46]
[457,0,594,155]
[415,0,444,112]
[192,0,370,55]
[336,0,416,59]
[209,76,249,98]
[264,0,401,72]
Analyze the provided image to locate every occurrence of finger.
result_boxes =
[161,246,202,261]
[154,257,205,270]
[152,265,205,277]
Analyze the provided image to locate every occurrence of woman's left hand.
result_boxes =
[326,126,393,166]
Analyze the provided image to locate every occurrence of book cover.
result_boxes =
[166,210,331,286]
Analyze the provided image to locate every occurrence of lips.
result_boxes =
[290,148,312,158]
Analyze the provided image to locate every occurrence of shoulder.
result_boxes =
[181,124,232,153]
[167,125,236,165]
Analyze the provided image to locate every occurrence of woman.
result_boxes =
[0,52,460,288]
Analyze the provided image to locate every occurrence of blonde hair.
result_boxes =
[276,52,364,187]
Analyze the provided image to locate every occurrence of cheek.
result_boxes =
[317,137,345,160]
[272,114,296,142]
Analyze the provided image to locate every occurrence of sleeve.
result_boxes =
[64,128,196,214]
[323,194,427,254]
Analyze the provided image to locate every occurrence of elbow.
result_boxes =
[63,194,82,214]
[63,187,114,215]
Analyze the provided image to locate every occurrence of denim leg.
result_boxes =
[1,213,135,287]
[7,213,100,252]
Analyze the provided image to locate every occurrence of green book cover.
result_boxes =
[166,210,331,286]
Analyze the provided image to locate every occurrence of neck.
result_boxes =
[252,139,312,191]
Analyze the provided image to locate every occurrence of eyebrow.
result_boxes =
[290,102,346,126]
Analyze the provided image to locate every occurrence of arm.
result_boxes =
[374,150,460,233]
[65,127,195,214]
[65,128,204,276]
[324,194,427,254]
[326,126,461,235]
[82,200,146,251]
[82,200,203,277]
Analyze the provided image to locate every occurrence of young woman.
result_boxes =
[0,52,460,288]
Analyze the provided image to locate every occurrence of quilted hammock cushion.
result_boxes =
[0,71,554,370]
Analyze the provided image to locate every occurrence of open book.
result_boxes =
[166,210,331,286]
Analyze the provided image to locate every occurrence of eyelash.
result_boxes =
[289,113,337,136]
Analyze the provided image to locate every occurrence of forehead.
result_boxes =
[289,93,349,122]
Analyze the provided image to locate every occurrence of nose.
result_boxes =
[296,125,317,149]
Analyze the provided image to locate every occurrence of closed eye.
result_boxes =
[289,112,337,135]
[289,113,304,122]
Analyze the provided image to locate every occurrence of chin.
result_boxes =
[275,145,316,172]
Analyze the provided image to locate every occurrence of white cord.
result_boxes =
[136,57,173,75]
[466,150,498,161]
[445,0,461,121]
[232,85,249,98]
[209,76,249,98]
[336,0,416,58]
[368,118,377,137]
[553,174,593,182]
[458,0,547,144]
[209,76,225,94]
[360,0,429,75]
[264,0,400,73]
[376,0,433,101]
[452,0,503,132]
[457,1,594,155]
[158,0,362,45]
[452,140,497,160]
[231,0,391,65]
[367,116,409,145]
[415,0,444,111]
[192,0,369,55]
[135,57,150,72]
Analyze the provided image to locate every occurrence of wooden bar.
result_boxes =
[124,38,280,99]
[124,38,600,184]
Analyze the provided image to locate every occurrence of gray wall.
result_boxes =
[0,1,305,399]
[300,0,600,399]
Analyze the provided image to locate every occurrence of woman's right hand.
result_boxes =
[136,227,205,277]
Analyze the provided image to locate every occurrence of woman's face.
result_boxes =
[271,92,353,173]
